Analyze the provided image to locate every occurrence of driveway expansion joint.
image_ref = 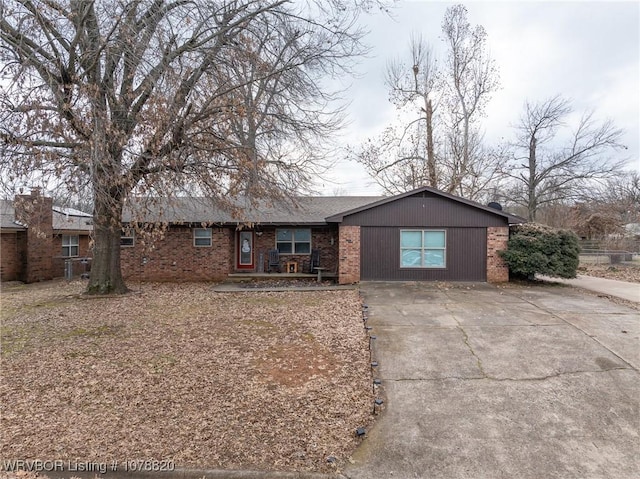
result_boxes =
[384,367,630,383]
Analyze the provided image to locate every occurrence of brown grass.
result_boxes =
[0,280,374,473]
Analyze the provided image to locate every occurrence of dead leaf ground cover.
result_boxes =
[0,280,374,473]
[578,261,640,283]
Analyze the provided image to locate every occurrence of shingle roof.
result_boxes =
[122,196,384,225]
[0,200,93,232]
[0,200,26,230]
[122,189,527,226]
[52,206,93,232]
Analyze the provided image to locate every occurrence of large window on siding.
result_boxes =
[62,235,79,257]
[276,228,311,254]
[400,230,446,268]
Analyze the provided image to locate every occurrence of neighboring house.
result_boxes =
[121,186,524,284]
[0,190,93,282]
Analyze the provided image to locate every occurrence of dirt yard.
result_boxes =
[0,280,374,473]
[578,261,640,283]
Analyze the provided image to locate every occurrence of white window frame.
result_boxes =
[276,228,312,255]
[193,228,212,247]
[400,229,446,269]
[62,234,79,257]
[120,228,135,247]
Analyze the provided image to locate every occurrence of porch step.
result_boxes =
[227,272,337,282]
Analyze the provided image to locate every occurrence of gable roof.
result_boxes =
[52,206,93,232]
[123,196,384,225]
[0,200,93,232]
[0,200,26,230]
[325,186,526,224]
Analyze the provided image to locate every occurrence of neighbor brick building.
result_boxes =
[0,190,93,282]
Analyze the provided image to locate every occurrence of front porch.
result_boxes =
[227,270,336,283]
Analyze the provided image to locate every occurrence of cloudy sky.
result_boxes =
[316,0,640,195]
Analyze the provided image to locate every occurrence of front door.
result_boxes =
[237,230,254,270]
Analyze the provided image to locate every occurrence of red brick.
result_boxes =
[338,225,360,284]
[487,226,509,283]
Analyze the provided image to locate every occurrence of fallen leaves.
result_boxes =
[578,262,640,283]
[0,280,374,472]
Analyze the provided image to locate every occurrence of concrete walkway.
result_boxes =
[540,275,639,303]
[345,282,639,479]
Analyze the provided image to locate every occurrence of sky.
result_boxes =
[315,0,640,195]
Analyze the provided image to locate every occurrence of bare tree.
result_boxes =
[385,33,439,187]
[506,95,627,221]
[0,0,382,294]
[349,4,502,200]
[441,4,500,193]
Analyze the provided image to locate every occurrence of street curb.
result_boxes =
[41,468,346,479]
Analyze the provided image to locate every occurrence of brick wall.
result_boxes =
[14,191,54,282]
[121,226,232,281]
[487,226,509,283]
[338,225,360,284]
[1,232,24,281]
[51,234,92,278]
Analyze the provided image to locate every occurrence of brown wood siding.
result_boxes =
[360,227,487,281]
[342,196,508,228]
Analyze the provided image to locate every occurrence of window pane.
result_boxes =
[401,231,422,248]
[194,228,211,238]
[424,250,445,267]
[295,242,311,254]
[276,229,292,241]
[71,246,79,256]
[195,238,211,246]
[277,242,292,254]
[295,229,311,242]
[424,231,445,248]
[401,249,422,267]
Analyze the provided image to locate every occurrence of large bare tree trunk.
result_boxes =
[425,98,437,187]
[528,135,538,221]
[88,216,128,295]
[86,123,128,295]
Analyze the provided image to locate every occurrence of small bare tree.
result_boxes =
[506,95,627,221]
[0,0,382,294]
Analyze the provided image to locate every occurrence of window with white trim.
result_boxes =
[120,228,135,247]
[400,230,446,268]
[62,235,79,257]
[276,228,311,254]
[193,228,212,247]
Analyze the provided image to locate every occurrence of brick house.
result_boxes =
[0,190,93,282]
[121,187,524,284]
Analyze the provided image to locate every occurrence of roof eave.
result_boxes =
[326,186,523,222]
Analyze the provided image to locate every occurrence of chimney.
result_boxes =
[14,189,54,282]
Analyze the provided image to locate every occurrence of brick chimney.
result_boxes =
[14,188,54,282]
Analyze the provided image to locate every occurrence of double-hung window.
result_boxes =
[193,228,212,247]
[400,230,446,268]
[62,235,79,257]
[276,228,311,254]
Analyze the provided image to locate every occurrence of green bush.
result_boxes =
[499,223,580,280]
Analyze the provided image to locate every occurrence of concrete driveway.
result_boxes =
[345,282,639,479]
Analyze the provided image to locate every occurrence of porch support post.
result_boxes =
[338,225,361,285]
